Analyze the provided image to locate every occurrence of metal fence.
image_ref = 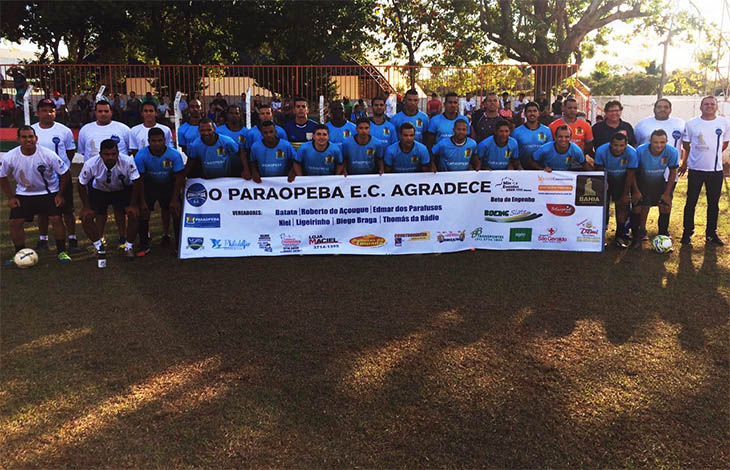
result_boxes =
[1,63,581,106]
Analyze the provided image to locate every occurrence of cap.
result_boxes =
[37,98,56,109]
[561,89,568,94]
[53,91,60,97]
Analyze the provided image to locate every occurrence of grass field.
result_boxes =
[1,176,728,468]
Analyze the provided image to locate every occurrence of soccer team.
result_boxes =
[1,91,728,266]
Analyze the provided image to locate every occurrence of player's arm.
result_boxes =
[469,152,480,171]
[169,171,185,216]
[377,157,385,175]
[508,155,522,171]
[250,159,262,184]
[65,150,75,162]
[55,171,71,207]
[678,141,690,176]
[127,178,143,218]
[624,169,638,204]
[77,180,94,221]
[661,168,677,206]
[239,145,251,180]
[528,156,542,170]
[0,177,19,208]
[335,163,345,176]
[289,161,302,183]
[423,132,435,151]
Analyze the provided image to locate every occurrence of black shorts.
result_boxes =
[10,193,62,220]
[607,180,629,203]
[143,184,173,211]
[639,181,675,207]
[89,186,133,214]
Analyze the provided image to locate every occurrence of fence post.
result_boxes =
[246,87,252,129]
[95,85,106,103]
[590,98,597,123]
[23,85,34,125]
[174,91,183,156]
[319,95,324,123]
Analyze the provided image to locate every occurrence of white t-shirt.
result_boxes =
[78,154,140,192]
[32,122,76,166]
[464,98,477,113]
[51,97,66,109]
[0,145,69,196]
[77,121,131,161]
[682,116,730,172]
[635,115,686,181]
[157,103,170,116]
[129,122,173,151]
[512,99,525,112]
[385,95,396,118]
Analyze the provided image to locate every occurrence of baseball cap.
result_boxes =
[53,91,61,97]
[37,98,56,109]
[561,89,569,94]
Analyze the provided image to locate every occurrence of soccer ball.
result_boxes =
[651,235,673,254]
[14,248,39,268]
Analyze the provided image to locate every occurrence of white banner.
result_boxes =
[179,171,606,258]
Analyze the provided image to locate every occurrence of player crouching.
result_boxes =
[78,139,142,263]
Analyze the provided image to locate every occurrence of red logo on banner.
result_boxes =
[546,204,576,217]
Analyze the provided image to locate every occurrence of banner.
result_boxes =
[179,171,606,258]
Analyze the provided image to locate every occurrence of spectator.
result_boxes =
[551,95,563,116]
[142,91,158,106]
[0,93,16,127]
[500,92,509,109]
[8,66,27,106]
[68,103,83,130]
[111,93,124,122]
[536,91,549,113]
[157,97,170,119]
[499,101,513,120]
[512,92,526,114]
[124,91,142,126]
[464,92,477,117]
[427,93,442,118]
[51,91,67,123]
[77,93,92,123]
[351,104,366,122]
[207,102,219,121]
[253,94,262,113]
[212,92,227,111]
[343,97,353,119]
[271,94,282,113]
[238,92,246,110]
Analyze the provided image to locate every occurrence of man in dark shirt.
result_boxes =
[591,100,636,150]
[471,92,503,143]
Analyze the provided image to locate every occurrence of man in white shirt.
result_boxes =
[129,102,173,155]
[679,96,730,246]
[634,98,686,240]
[0,126,72,264]
[32,98,81,253]
[77,100,132,248]
[78,139,142,261]
[464,92,477,117]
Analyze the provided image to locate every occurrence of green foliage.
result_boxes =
[580,60,709,95]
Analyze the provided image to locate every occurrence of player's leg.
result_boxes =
[136,190,155,256]
[36,214,50,250]
[658,182,675,236]
[113,187,137,259]
[61,181,80,252]
[681,170,704,244]
[614,199,628,248]
[113,207,127,249]
[48,212,71,263]
[8,219,25,252]
[704,170,724,244]
[160,207,171,246]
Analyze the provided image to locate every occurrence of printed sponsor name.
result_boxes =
[210,238,251,250]
[184,213,221,228]
[484,208,542,223]
[509,227,532,242]
[257,234,272,252]
[437,230,466,243]
[350,235,386,247]
[186,237,204,250]
[471,227,504,242]
[309,235,340,249]
[546,204,576,217]
[537,227,567,243]
[394,231,430,246]
[280,234,302,253]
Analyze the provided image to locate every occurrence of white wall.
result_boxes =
[592,95,730,125]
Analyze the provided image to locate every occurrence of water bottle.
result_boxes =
[97,250,107,269]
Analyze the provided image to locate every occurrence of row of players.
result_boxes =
[1,94,728,264]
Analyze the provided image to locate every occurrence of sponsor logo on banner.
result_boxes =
[437,230,466,243]
[280,234,302,253]
[186,237,204,250]
[232,209,262,216]
[471,227,504,242]
[210,239,251,250]
[257,234,273,252]
[576,218,601,243]
[184,213,221,228]
[394,232,430,246]
[350,235,386,247]
[575,175,604,206]
[484,208,542,223]
[309,235,340,249]
[537,174,573,195]
[546,204,576,217]
[186,183,207,207]
[538,227,568,243]
[509,227,532,242]
[496,177,532,193]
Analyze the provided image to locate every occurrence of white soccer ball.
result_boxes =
[651,235,673,254]
[14,248,39,268]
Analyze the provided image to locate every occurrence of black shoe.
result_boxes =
[35,239,49,251]
[160,235,171,247]
[68,238,81,253]
[630,237,642,249]
[680,233,692,245]
[706,234,725,246]
[614,236,628,249]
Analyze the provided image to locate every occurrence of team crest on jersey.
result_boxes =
[162,159,173,168]
[325,154,334,163]
[410,155,419,163]
[465,149,472,157]
[565,156,572,164]
[716,128,723,136]
[344,130,352,137]
[661,157,668,165]
[538,132,546,141]
[276,149,285,159]
[672,130,682,141]
[366,148,375,156]
[217,146,224,156]
[111,134,121,143]
[575,127,583,135]
[383,128,390,135]
[620,158,627,166]
[416,119,423,127]
[504,150,512,158]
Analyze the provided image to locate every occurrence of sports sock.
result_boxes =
[139,219,151,247]
[125,241,133,250]
[55,239,66,252]
[93,239,103,250]
[658,213,670,236]
[39,235,48,241]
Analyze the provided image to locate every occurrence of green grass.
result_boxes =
[1,177,728,468]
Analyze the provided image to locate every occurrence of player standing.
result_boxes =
[292,124,344,176]
[511,101,553,170]
[341,118,385,175]
[424,92,470,150]
[430,119,478,172]
[390,89,429,142]
[282,97,318,151]
[383,123,431,173]
[368,96,398,146]
[129,102,173,155]
[250,121,297,181]
[476,121,521,170]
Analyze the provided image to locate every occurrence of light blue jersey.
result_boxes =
[594,143,638,181]
[390,111,429,142]
[432,137,477,171]
[216,124,247,150]
[134,146,185,185]
[426,113,471,143]
[341,136,385,174]
[384,141,430,173]
[368,119,398,145]
[511,124,553,168]
[177,122,201,149]
[250,138,296,177]
[532,142,586,171]
[244,125,288,151]
[188,134,239,179]
[326,121,357,145]
[476,136,519,170]
[635,143,679,195]
[294,141,344,175]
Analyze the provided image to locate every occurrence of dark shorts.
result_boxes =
[607,178,629,202]
[89,186,133,214]
[143,184,173,211]
[10,193,62,220]
[639,181,675,207]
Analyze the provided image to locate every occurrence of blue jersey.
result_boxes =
[244,125,288,151]
[511,124,553,168]
[635,143,679,194]
[432,137,477,172]
[476,136,519,170]
[188,134,239,179]
[282,119,319,151]
[341,136,385,174]
[533,142,586,171]
[250,138,296,177]
[384,141,430,173]
[390,111,429,142]
[216,124,247,150]
[134,146,185,185]
[326,121,357,145]
[369,119,397,145]
[177,122,201,149]
[426,113,471,143]
[294,141,343,175]
[594,143,638,184]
